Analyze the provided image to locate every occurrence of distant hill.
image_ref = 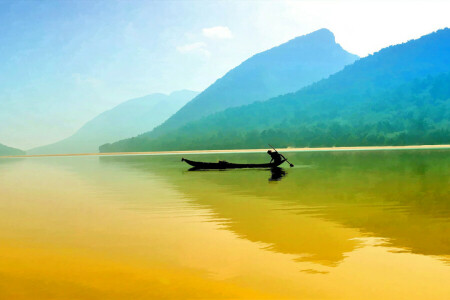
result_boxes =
[100,28,450,152]
[0,143,25,156]
[147,28,358,136]
[30,90,198,154]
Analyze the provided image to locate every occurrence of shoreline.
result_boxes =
[1,144,449,159]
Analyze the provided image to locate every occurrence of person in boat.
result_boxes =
[267,150,286,164]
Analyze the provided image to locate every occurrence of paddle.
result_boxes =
[268,144,294,167]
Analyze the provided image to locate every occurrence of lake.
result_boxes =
[0,150,449,299]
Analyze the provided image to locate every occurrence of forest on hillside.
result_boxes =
[100,72,450,152]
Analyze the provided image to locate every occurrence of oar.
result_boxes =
[268,144,294,167]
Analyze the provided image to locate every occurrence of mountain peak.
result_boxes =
[259,28,342,58]
[292,28,336,45]
[312,28,335,39]
[28,90,199,154]
[119,28,358,139]
[101,27,450,153]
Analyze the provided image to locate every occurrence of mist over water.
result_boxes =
[0,150,449,298]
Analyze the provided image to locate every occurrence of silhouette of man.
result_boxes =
[267,150,286,164]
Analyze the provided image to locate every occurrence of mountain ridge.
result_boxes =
[148,28,358,137]
[100,28,450,152]
[30,90,198,154]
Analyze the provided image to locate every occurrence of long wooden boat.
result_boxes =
[181,158,285,169]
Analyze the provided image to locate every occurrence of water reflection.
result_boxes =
[187,166,287,182]
[0,151,449,299]
[268,167,286,182]
[100,150,450,265]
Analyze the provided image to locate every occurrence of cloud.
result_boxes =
[176,42,211,58]
[202,26,233,39]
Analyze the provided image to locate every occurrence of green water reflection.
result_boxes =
[99,150,450,265]
[1,150,448,299]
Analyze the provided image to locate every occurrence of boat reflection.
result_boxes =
[268,167,286,182]
[187,166,287,182]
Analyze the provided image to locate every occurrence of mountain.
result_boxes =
[148,28,358,136]
[0,143,25,156]
[30,90,198,154]
[100,28,450,152]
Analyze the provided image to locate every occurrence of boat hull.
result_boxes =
[181,158,284,169]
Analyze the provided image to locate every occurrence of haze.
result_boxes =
[1,0,449,149]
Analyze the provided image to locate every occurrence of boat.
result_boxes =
[181,158,285,169]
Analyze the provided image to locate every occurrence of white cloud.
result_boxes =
[176,42,211,58]
[202,26,233,39]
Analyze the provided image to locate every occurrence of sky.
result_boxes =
[0,0,449,149]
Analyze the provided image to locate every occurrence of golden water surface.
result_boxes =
[0,150,449,299]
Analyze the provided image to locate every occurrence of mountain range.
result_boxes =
[100,28,450,152]
[149,28,359,137]
[30,90,198,154]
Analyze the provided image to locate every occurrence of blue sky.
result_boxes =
[1,0,449,149]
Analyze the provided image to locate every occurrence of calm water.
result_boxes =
[0,150,449,299]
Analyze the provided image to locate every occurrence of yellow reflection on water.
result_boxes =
[0,151,449,299]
